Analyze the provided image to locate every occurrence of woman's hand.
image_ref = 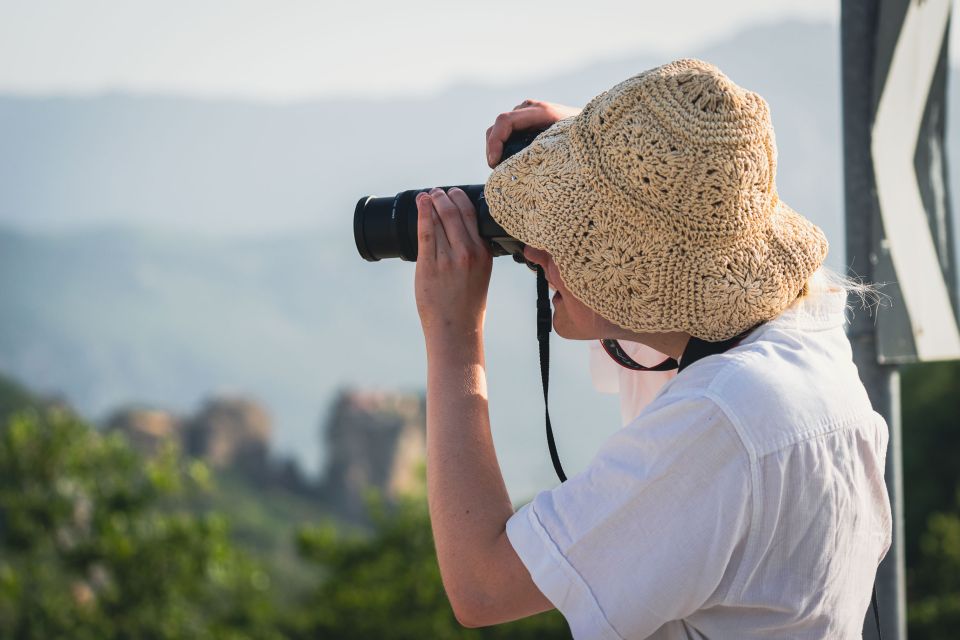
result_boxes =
[415,187,493,346]
[485,99,581,167]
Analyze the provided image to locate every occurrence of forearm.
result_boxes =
[425,330,514,609]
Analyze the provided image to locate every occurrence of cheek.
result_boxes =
[564,296,594,325]
[555,289,598,335]
[574,291,619,333]
[548,263,605,337]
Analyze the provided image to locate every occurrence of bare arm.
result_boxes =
[415,188,554,627]
[425,333,553,626]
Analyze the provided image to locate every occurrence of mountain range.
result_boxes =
[1,19,957,499]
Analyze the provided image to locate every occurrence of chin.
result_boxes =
[552,314,571,339]
[553,317,595,341]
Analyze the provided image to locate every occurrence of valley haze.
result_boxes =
[1,20,957,500]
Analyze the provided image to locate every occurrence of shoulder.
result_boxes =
[653,315,876,457]
[613,390,748,471]
[510,391,756,637]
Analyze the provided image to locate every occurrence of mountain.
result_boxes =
[0,19,957,499]
[0,224,620,498]
[0,20,850,243]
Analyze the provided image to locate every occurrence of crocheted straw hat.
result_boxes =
[485,58,829,341]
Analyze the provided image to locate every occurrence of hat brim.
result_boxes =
[685,198,830,339]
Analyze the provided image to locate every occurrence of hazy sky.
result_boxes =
[0,0,887,101]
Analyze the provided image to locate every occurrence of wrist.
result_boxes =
[424,327,484,361]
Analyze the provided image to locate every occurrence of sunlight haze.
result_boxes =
[0,0,851,100]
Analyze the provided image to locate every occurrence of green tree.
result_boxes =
[0,407,280,640]
[290,484,570,639]
[903,360,960,639]
[906,489,960,634]
[0,375,37,418]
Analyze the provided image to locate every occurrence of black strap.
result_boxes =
[600,339,678,371]
[871,585,882,640]
[677,331,757,373]
[598,330,759,375]
[535,267,566,482]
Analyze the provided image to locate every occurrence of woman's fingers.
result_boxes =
[432,207,450,259]
[419,187,493,273]
[446,188,487,250]
[417,193,449,263]
[486,100,582,167]
[485,107,553,167]
[428,188,472,256]
[416,193,434,263]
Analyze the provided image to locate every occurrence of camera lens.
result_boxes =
[353,192,421,262]
[353,127,549,262]
[355,185,499,262]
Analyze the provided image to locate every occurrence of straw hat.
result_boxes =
[485,58,829,341]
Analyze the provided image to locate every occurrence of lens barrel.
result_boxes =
[354,185,526,262]
[353,127,547,262]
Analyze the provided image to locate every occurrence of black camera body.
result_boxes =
[353,128,545,262]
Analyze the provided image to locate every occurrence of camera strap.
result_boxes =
[533,267,881,638]
[599,339,679,371]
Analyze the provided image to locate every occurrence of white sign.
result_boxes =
[871,0,960,361]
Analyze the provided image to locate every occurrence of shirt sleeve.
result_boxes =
[506,393,752,639]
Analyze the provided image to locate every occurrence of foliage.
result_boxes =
[0,408,281,640]
[906,489,960,634]
[0,390,569,639]
[183,469,324,605]
[289,488,570,639]
[902,360,960,639]
[4,357,958,638]
[0,374,43,418]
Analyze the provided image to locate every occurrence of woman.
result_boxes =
[413,59,891,639]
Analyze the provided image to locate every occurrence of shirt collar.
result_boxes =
[741,287,848,346]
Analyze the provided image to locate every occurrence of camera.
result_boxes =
[353,128,546,262]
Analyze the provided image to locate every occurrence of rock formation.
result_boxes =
[320,389,426,522]
[105,388,429,521]
[105,396,271,475]
[105,406,182,456]
[184,396,271,472]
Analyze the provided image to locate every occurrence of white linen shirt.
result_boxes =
[506,288,892,639]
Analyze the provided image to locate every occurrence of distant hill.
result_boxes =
[1,20,854,244]
[6,19,956,258]
[0,224,620,498]
[1,19,958,499]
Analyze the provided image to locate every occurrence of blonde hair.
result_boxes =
[797,265,888,318]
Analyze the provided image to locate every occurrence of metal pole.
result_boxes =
[841,1,907,638]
